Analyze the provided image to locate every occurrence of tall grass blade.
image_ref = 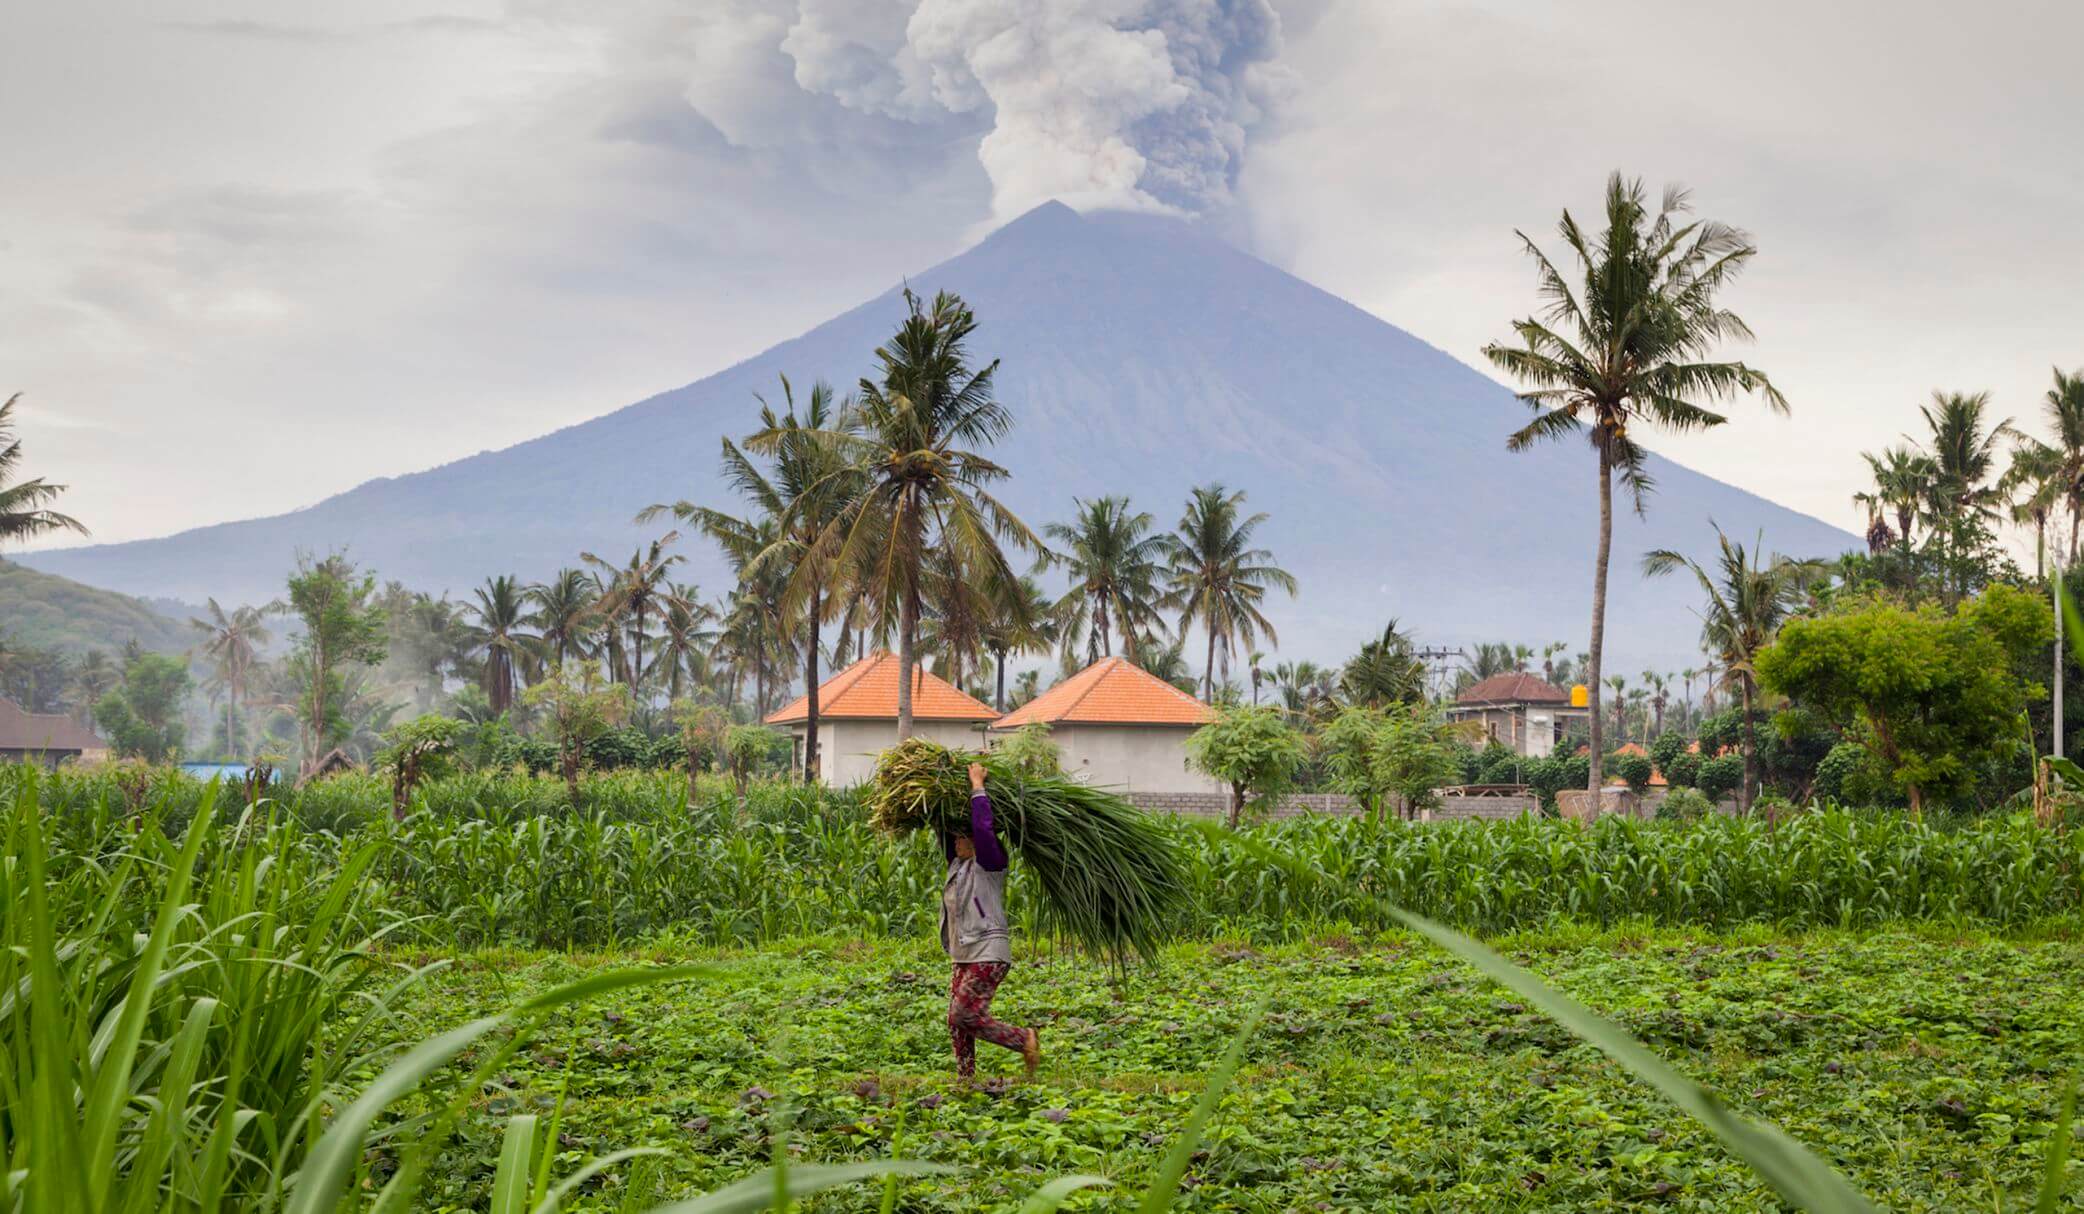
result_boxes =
[1137,993,1271,1213]
[2036,1068,2079,1214]
[1020,1174,1113,1212]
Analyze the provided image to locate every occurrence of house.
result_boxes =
[765,652,999,787]
[989,657,1224,796]
[0,697,109,767]
[1444,672,1587,758]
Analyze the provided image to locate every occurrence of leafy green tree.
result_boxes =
[670,699,727,801]
[801,289,1039,739]
[1608,750,1654,796]
[996,722,1062,776]
[1046,496,1170,666]
[92,653,190,762]
[0,393,87,549]
[1756,584,2050,815]
[522,662,630,801]
[1186,704,1306,827]
[1662,751,1701,788]
[374,714,465,818]
[1162,484,1296,701]
[722,724,784,801]
[279,554,387,774]
[1483,174,1786,800]
[1648,731,1689,777]
[1694,753,1745,804]
[1322,705,1462,821]
[1643,527,1821,813]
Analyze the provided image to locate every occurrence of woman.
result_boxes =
[942,762,1040,1082]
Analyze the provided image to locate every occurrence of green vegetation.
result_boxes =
[0,558,191,656]
[1185,705,1306,826]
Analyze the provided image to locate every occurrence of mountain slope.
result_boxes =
[19,202,1856,668]
[0,559,193,656]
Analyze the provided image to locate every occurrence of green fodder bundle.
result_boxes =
[871,738,1188,963]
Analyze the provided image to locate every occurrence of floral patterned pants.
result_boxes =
[948,961,1026,1078]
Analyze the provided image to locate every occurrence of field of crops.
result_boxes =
[6,763,2082,1211]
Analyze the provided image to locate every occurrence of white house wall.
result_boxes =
[1031,725,1226,796]
[800,719,996,788]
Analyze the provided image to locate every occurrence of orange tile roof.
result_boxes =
[992,657,1217,729]
[764,652,998,724]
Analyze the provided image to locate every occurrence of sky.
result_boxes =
[6,0,2082,553]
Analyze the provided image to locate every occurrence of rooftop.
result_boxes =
[1454,672,1572,707]
[0,697,106,753]
[994,657,1216,729]
[765,652,999,725]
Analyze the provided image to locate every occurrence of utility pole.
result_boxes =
[1415,646,1466,701]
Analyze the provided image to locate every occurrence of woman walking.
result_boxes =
[943,762,1040,1082]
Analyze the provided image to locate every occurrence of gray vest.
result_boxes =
[941,857,1012,964]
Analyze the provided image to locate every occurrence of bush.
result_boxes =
[996,723,1062,776]
[1656,787,1713,822]
[1813,741,1867,803]
[1663,751,1702,788]
[1476,746,1522,785]
[1696,753,1745,804]
[1608,751,1654,795]
[1649,731,1689,776]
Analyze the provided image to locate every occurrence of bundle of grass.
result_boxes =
[871,738,1188,963]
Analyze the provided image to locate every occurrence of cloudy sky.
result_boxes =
[7,0,2081,551]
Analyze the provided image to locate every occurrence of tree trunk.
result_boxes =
[897,580,920,740]
[1095,591,1111,663]
[1227,781,1244,829]
[562,744,580,803]
[1738,675,1758,816]
[803,578,822,785]
[995,647,1007,712]
[1585,443,1611,797]
[1204,622,1218,703]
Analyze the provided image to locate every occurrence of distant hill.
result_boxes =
[18,202,1858,669]
[0,559,194,656]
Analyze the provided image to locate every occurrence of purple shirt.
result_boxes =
[944,790,1008,871]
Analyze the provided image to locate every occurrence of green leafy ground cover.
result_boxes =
[391,927,2084,1211]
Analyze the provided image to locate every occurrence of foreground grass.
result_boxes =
[385,925,2083,1211]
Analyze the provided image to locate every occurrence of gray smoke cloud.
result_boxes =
[767,0,1287,220]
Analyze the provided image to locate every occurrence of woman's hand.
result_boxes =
[968,762,988,793]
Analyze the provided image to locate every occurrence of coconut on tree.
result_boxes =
[1482,173,1787,800]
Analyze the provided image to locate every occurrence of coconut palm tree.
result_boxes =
[1162,484,1297,701]
[1011,668,1042,707]
[1643,528,1821,813]
[706,517,795,720]
[0,394,88,548]
[2025,366,2084,564]
[466,575,540,716]
[1915,391,2016,603]
[582,535,685,691]
[69,649,117,722]
[1045,496,1170,665]
[1135,634,1199,695]
[648,377,862,781]
[528,568,598,668]
[983,574,1055,712]
[1604,674,1629,742]
[2005,439,2067,581]
[1340,620,1426,709]
[1643,670,1669,736]
[1483,174,1787,799]
[649,584,718,703]
[189,599,270,756]
[1247,650,1268,705]
[1852,445,1934,592]
[796,289,1039,739]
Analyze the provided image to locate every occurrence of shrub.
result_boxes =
[1663,751,1702,788]
[1813,741,1867,803]
[1656,786,1713,822]
[1476,746,1521,786]
[1608,751,1654,795]
[1649,731,1689,776]
[996,723,1063,776]
[1696,753,1745,804]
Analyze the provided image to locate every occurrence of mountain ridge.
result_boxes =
[19,201,1856,668]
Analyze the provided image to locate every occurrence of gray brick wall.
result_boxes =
[1127,791,1537,821]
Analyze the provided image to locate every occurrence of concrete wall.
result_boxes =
[797,719,995,788]
[1023,724,1228,797]
[1129,791,1536,821]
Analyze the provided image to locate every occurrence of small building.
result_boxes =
[1445,672,1587,758]
[989,657,1224,796]
[0,697,109,767]
[765,651,999,787]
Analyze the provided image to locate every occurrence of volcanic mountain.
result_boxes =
[22,202,1856,668]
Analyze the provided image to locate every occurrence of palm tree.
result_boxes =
[799,289,1040,739]
[1045,496,1170,664]
[2013,367,2084,567]
[649,377,862,782]
[1247,650,1268,705]
[70,649,117,722]
[2005,439,2066,581]
[1162,484,1297,701]
[1678,666,1699,730]
[1011,668,1042,707]
[1135,634,1199,695]
[1643,528,1820,814]
[1852,445,1933,592]
[466,575,539,716]
[983,574,1055,712]
[1914,391,2016,604]
[1604,674,1628,742]
[528,568,598,668]
[1341,620,1426,708]
[1539,641,1569,686]
[582,534,685,690]
[1483,174,1786,799]
[0,394,88,548]
[1643,670,1669,736]
[649,584,718,703]
[189,599,270,756]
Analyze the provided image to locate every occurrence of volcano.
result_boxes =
[21,202,1855,668]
